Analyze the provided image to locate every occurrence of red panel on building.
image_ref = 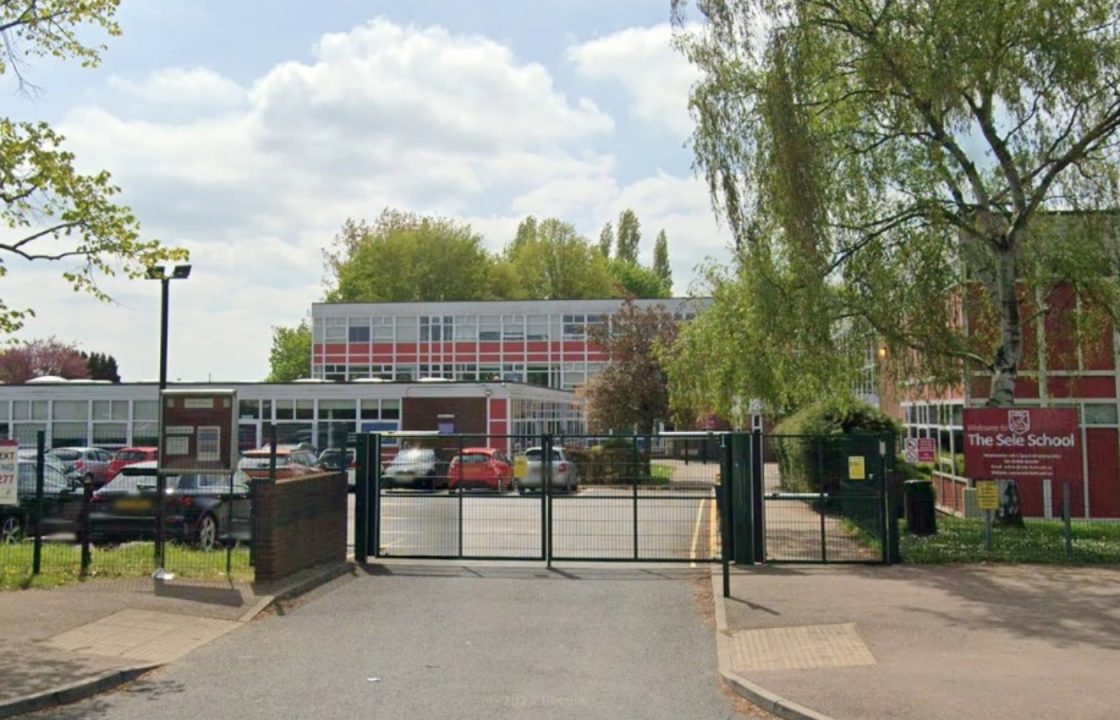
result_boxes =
[1086,428,1120,518]
[1048,376,1116,399]
[1015,378,1041,398]
[479,342,501,353]
[527,342,548,353]
[371,343,394,354]
[325,343,347,354]
[1045,285,1079,371]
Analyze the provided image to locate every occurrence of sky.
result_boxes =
[5,0,733,382]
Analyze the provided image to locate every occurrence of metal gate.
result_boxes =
[354,433,722,564]
[759,434,892,563]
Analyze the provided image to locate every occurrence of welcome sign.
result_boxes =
[962,408,1080,482]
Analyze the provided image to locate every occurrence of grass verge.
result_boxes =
[0,541,253,590]
[901,515,1120,564]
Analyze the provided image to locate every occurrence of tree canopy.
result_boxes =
[673,0,1120,409]
[266,321,311,383]
[0,337,89,383]
[324,211,496,302]
[0,1,187,334]
[584,300,679,435]
[499,217,617,299]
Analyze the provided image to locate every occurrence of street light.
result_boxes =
[147,263,190,579]
[147,264,192,390]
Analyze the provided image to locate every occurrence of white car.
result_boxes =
[518,447,579,494]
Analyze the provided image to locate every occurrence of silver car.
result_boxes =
[518,447,579,494]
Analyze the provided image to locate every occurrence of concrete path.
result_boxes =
[714,563,1120,720]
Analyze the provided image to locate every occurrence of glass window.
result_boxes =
[275,400,294,420]
[93,423,128,446]
[134,401,158,421]
[325,326,346,341]
[52,421,87,446]
[396,319,418,342]
[92,400,112,421]
[381,399,400,420]
[360,400,380,420]
[319,400,356,420]
[295,400,313,420]
[527,315,549,340]
[53,400,87,421]
[349,325,370,342]
[479,316,500,341]
[1085,404,1119,425]
[239,400,260,419]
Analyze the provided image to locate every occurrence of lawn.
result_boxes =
[649,463,674,484]
[0,541,253,590]
[901,515,1120,564]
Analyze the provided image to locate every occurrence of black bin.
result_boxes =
[903,479,937,536]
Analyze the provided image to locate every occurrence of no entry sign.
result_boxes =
[962,408,1080,482]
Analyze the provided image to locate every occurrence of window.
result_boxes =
[502,315,524,340]
[1085,404,1119,425]
[349,325,370,342]
[563,314,585,339]
[371,316,394,341]
[420,316,454,342]
[479,316,500,341]
[396,319,418,342]
[527,315,549,340]
[134,401,158,421]
[53,401,87,421]
[319,400,356,420]
[454,316,477,341]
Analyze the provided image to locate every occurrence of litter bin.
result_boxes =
[903,479,937,536]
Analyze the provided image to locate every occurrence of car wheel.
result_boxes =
[197,513,219,551]
[1,515,23,544]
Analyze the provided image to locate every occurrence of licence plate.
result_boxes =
[114,498,152,512]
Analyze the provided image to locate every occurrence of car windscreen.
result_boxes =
[525,450,562,461]
[17,463,71,495]
[49,449,81,461]
[392,449,433,463]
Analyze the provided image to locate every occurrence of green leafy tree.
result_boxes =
[598,221,613,258]
[673,0,1120,523]
[609,259,670,299]
[584,300,679,435]
[266,321,311,382]
[615,209,641,264]
[0,2,187,334]
[81,351,120,383]
[324,210,498,302]
[499,217,617,299]
[653,230,672,292]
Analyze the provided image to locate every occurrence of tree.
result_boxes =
[0,338,90,383]
[674,0,1120,522]
[615,209,641,264]
[598,222,613,258]
[499,217,618,299]
[0,2,187,334]
[653,230,672,292]
[324,211,498,302]
[81,351,120,383]
[583,300,679,435]
[609,259,671,299]
[266,321,311,382]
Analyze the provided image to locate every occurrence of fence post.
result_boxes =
[80,476,92,577]
[884,434,900,564]
[730,432,754,565]
[632,436,640,560]
[543,433,552,568]
[33,431,44,576]
[372,433,382,558]
[751,429,765,563]
[1062,480,1072,561]
[719,434,732,597]
[457,434,464,557]
[354,434,369,562]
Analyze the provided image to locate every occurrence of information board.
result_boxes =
[848,456,866,480]
[962,408,1080,483]
[976,481,1000,511]
[0,440,16,506]
[158,390,237,474]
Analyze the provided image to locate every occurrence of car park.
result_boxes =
[107,446,158,479]
[448,447,514,492]
[518,446,580,493]
[48,447,113,488]
[1,459,82,542]
[318,447,357,491]
[88,461,251,550]
[236,445,318,480]
[17,450,76,487]
[381,448,443,490]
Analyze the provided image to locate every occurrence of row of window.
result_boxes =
[317,362,603,388]
[318,313,618,344]
[903,401,1120,427]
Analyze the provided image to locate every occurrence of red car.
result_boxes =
[448,447,514,492]
[108,446,159,479]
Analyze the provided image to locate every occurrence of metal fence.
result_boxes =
[358,432,723,563]
[1,434,253,589]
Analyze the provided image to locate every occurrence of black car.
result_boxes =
[89,461,251,550]
[317,447,355,472]
[1,460,82,543]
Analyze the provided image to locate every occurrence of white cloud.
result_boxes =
[12,17,730,381]
[568,23,701,139]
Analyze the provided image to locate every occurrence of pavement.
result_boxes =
[4,556,1120,719]
[0,562,351,718]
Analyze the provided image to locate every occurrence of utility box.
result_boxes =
[903,479,937,536]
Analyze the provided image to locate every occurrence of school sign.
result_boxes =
[962,408,1081,482]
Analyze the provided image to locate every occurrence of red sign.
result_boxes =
[917,438,936,464]
[963,408,1080,482]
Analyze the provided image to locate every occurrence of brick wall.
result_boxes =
[252,471,347,583]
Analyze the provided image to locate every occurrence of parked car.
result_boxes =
[107,446,158,479]
[236,445,318,480]
[17,449,77,487]
[88,461,251,550]
[1,459,82,543]
[381,448,443,490]
[448,447,514,492]
[317,447,355,472]
[48,447,113,488]
[518,447,580,493]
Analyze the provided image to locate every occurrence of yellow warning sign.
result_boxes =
[514,455,527,479]
[848,456,866,480]
[976,481,1000,511]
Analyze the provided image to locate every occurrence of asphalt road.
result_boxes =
[32,562,746,720]
[353,488,718,561]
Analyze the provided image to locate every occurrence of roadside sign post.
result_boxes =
[0,439,17,507]
[976,481,999,552]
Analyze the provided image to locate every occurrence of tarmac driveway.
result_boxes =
[30,562,751,720]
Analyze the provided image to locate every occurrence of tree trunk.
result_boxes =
[988,245,1026,528]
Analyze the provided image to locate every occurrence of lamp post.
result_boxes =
[148,264,191,577]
